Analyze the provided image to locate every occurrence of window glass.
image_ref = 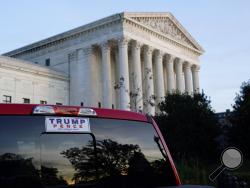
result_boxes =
[45,58,50,66]
[3,95,11,103]
[40,133,95,186]
[0,116,176,187]
[23,98,30,104]
[0,116,43,187]
[90,118,176,187]
[40,100,47,104]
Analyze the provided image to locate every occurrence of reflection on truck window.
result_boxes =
[0,116,176,187]
[40,133,94,185]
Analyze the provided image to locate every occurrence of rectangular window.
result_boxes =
[40,100,47,104]
[56,102,62,105]
[0,116,177,187]
[23,98,30,104]
[45,58,50,66]
[3,95,11,103]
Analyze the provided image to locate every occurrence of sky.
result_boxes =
[0,0,249,112]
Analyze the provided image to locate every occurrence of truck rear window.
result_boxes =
[0,116,176,187]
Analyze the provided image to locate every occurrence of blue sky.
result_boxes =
[1,0,249,112]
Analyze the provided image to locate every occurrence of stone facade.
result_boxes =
[3,12,204,114]
[0,56,69,105]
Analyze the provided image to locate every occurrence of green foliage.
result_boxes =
[229,80,250,158]
[0,153,39,178]
[155,92,220,162]
[61,139,141,182]
[41,166,67,186]
[175,157,213,185]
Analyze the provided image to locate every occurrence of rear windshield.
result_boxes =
[0,116,176,188]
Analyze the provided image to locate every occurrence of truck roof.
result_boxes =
[0,104,148,122]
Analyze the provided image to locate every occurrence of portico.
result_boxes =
[4,12,204,115]
[75,37,201,115]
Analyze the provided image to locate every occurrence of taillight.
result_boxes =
[33,105,97,116]
[78,108,97,116]
[33,106,55,114]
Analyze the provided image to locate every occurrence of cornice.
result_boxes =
[0,56,69,81]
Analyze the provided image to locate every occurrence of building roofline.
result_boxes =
[3,13,122,56]
[3,12,204,56]
[0,56,69,81]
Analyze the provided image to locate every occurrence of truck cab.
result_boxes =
[0,104,212,188]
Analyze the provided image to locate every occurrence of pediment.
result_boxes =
[125,13,203,52]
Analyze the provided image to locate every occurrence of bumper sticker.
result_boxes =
[45,117,90,133]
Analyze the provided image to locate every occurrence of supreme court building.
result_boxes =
[2,12,204,115]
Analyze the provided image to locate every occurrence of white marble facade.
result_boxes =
[0,56,69,105]
[3,12,204,114]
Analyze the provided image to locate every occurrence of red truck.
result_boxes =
[0,104,213,188]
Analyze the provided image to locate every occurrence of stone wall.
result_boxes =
[0,56,69,105]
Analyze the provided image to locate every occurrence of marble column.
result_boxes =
[118,37,130,110]
[184,62,193,94]
[131,41,143,112]
[166,54,175,93]
[192,65,200,93]
[155,50,165,105]
[144,46,155,115]
[175,59,184,93]
[101,42,112,108]
[69,47,94,106]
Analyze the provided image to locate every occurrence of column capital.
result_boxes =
[191,64,201,71]
[183,61,192,69]
[100,41,111,51]
[81,46,94,56]
[175,58,185,66]
[117,36,130,47]
[144,45,154,55]
[155,49,164,58]
[131,40,142,49]
[165,54,175,62]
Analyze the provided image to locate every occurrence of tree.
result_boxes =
[228,80,250,158]
[41,166,67,186]
[114,68,156,113]
[61,139,142,183]
[155,92,220,162]
[0,153,44,188]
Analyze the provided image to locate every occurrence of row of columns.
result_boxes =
[96,37,200,114]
